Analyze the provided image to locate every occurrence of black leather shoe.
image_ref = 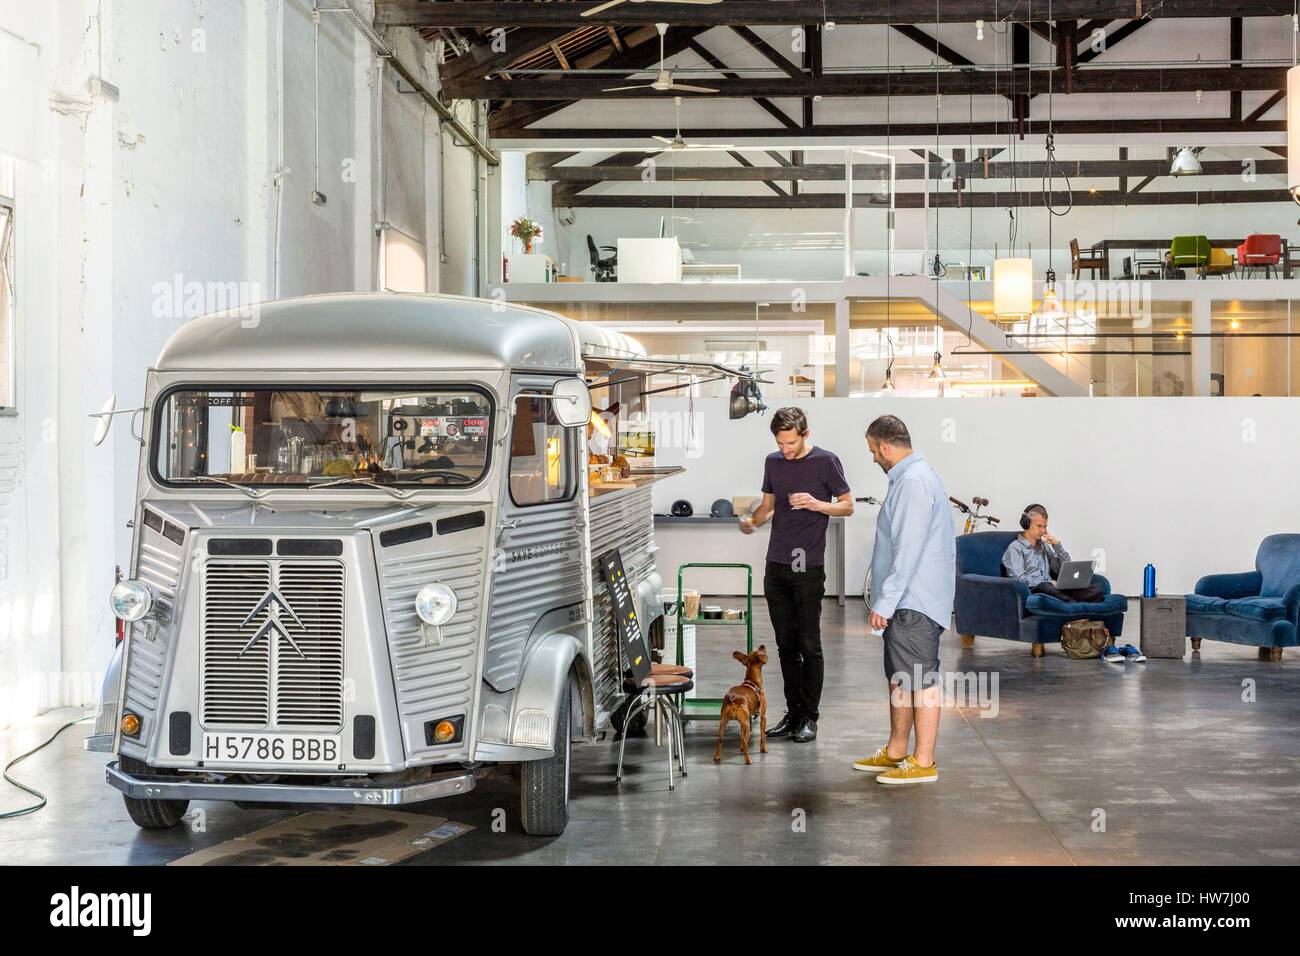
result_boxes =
[791,718,818,742]
[766,712,801,738]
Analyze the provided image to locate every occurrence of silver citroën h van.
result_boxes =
[86,292,762,836]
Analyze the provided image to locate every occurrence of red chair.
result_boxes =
[1236,234,1282,278]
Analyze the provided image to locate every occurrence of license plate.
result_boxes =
[202,733,341,767]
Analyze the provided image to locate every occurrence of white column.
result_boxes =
[1191,297,1212,396]
[834,297,850,397]
[353,24,376,292]
[244,0,273,296]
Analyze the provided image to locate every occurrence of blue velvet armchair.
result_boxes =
[954,531,1127,656]
[1186,533,1300,662]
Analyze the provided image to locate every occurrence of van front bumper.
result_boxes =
[105,761,476,806]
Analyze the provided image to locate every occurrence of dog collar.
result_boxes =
[742,678,763,695]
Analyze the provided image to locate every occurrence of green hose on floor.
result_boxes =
[0,715,93,820]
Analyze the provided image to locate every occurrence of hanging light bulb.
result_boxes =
[1038,267,1065,318]
[1289,64,1300,202]
[881,367,896,391]
[1170,146,1203,176]
[993,257,1033,319]
[928,352,946,380]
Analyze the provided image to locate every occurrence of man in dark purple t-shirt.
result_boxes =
[739,407,853,743]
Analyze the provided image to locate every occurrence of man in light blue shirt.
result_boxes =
[1003,503,1105,604]
[853,415,955,786]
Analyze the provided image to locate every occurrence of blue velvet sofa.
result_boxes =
[1186,533,1300,662]
[954,531,1127,656]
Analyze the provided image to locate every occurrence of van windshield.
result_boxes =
[153,387,492,488]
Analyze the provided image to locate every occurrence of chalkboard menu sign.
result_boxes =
[599,549,650,683]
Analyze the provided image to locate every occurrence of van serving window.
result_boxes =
[152,386,492,489]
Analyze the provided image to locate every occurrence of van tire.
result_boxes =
[519,677,572,836]
[119,755,189,829]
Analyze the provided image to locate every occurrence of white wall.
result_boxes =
[649,396,1300,599]
[0,5,68,726]
[0,0,452,724]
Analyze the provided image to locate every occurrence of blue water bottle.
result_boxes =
[1143,563,1156,598]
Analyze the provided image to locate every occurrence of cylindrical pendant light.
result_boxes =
[993,257,1033,318]
[1289,65,1300,203]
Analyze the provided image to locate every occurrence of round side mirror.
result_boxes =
[551,378,593,428]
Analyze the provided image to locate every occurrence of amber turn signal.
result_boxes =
[120,712,141,737]
[433,720,456,743]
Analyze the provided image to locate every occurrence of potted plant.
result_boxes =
[510,216,543,254]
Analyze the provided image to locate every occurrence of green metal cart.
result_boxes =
[673,562,754,721]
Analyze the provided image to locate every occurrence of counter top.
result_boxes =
[589,466,685,498]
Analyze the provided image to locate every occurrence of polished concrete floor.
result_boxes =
[3,600,1298,866]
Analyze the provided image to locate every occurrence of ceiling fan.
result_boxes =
[583,0,723,18]
[603,23,717,94]
[646,96,733,152]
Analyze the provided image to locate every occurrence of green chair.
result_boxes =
[1169,235,1210,274]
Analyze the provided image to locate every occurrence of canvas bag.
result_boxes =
[1060,620,1112,659]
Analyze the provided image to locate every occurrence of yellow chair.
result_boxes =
[1203,246,1235,279]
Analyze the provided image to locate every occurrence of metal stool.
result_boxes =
[615,672,692,790]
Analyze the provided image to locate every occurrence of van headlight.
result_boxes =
[415,582,457,626]
[110,580,154,622]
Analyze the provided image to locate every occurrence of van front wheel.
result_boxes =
[519,678,572,836]
[119,755,189,829]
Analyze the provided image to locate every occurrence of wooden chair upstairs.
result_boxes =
[1071,238,1109,279]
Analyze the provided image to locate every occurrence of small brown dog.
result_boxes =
[714,645,768,765]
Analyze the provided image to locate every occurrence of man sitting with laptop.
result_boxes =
[1002,503,1105,603]
[1003,503,1144,663]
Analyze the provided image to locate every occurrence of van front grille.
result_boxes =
[201,559,344,731]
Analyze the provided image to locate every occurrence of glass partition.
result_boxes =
[848,298,1027,397]
[919,143,1297,284]
[521,300,834,401]
[1212,300,1296,396]
[502,147,894,284]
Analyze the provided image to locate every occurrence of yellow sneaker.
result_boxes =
[852,746,907,773]
[876,755,938,785]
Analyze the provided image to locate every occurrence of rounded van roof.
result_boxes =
[154,292,640,373]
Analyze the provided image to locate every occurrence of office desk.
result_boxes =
[617,237,682,283]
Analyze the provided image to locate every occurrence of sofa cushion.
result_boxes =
[1185,593,1228,615]
[1025,592,1127,618]
[1224,598,1287,623]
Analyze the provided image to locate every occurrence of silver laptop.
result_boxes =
[1054,560,1094,590]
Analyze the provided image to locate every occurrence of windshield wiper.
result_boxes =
[306,475,414,500]
[404,470,476,485]
[169,476,270,499]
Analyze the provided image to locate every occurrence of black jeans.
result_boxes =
[1032,582,1106,604]
[763,560,826,721]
